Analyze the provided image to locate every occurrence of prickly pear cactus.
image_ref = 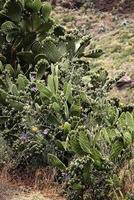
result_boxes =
[0,0,96,75]
[1,3,133,200]
[0,0,54,70]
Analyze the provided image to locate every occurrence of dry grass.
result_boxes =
[34,167,65,199]
[52,6,134,103]
[119,158,134,194]
[0,166,65,200]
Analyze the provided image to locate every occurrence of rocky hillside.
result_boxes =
[54,0,134,13]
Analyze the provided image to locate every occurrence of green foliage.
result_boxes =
[0,0,95,75]
[51,111,134,199]
[0,1,133,199]
[48,153,66,171]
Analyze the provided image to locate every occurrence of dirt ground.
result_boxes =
[58,0,134,13]
[93,0,134,13]
[0,179,65,200]
[0,180,47,200]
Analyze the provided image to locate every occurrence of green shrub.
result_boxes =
[0,2,103,169]
[49,111,134,199]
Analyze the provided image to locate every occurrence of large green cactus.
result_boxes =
[0,0,101,78]
[0,0,54,70]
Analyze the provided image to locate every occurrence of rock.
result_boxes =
[116,75,134,90]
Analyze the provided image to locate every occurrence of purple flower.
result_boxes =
[43,129,49,135]
[62,173,69,180]
[20,133,27,141]
[30,72,36,81]
[31,86,37,92]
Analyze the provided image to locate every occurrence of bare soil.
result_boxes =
[0,180,46,200]
[93,0,134,13]
[58,0,134,13]
[0,179,65,200]
[0,167,65,200]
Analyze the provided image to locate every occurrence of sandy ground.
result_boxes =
[0,180,50,200]
[0,180,65,200]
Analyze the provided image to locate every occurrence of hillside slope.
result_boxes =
[52,6,134,103]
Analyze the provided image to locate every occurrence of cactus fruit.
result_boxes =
[64,122,71,134]
[35,58,49,79]
[32,0,42,12]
